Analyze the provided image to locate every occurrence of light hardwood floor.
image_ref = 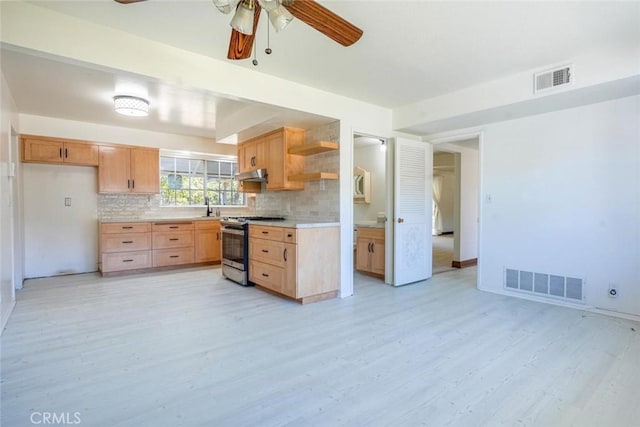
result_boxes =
[2,267,639,427]
[432,234,455,274]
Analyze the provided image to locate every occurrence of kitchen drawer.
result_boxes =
[282,228,297,243]
[249,237,285,267]
[102,250,151,272]
[357,227,384,240]
[101,222,151,234]
[101,233,151,253]
[153,247,194,267]
[249,225,284,242]
[249,260,284,293]
[152,222,194,232]
[195,220,220,230]
[152,231,194,249]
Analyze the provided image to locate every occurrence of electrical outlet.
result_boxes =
[608,286,618,298]
[64,197,71,207]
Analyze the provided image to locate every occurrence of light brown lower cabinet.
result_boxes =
[355,227,385,277]
[100,219,221,275]
[248,224,339,303]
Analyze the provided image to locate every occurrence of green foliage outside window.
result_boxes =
[160,156,245,206]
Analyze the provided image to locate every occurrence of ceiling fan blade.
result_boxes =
[227,3,262,60]
[284,0,362,47]
[114,0,147,4]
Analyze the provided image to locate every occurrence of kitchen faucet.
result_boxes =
[205,196,213,217]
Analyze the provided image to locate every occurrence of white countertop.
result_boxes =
[248,220,339,229]
[100,217,221,223]
[355,222,385,229]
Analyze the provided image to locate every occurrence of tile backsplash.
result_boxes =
[97,193,254,221]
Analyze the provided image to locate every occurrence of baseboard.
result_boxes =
[452,258,477,268]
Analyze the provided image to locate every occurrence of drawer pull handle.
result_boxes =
[122,241,133,244]
[59,148,63,158]
[262,273,269,277]
[261,231,269,234]
[283,248,288,262]
[170,255,179,258]
[122,226,133,229]
[261,249,269,253]
[169,226,179,229]
[169,238,179,241]
[123,259,134,263]
[287,234,292,238]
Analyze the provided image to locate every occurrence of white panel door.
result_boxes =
[392,138,432,286]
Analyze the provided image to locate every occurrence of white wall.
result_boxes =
[353,144,386,224]
[479,95,640,317]
[0,71,19,331]
[23,164,98,278]
[458,143,479,261]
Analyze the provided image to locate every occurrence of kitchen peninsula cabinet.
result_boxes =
[21,134,99,166]
[248,224,339,304]
[355,226,385,277]
[236,127,305,191]
[98,145,159,194]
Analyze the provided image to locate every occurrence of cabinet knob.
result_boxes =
[397,218,404,223]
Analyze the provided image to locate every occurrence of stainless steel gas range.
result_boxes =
[220,216,285,286]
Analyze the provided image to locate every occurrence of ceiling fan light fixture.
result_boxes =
[113,95,149,117]
[266,5,293,32]
[212,0,241,14]
[230,0,255,35]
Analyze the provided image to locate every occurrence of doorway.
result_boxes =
[431,137,480,276]
[432,151,456,274]
[353,134,387,285]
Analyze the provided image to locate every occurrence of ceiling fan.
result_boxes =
[114,0,363,61]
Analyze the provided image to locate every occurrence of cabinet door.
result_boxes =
[265,132,284,189]
[63,141,99,166]
[237,143,250,173]
[22,137,63,163]
[282,242,297,298]
[370,237,385,276]
[98,146,131,193]
[130,148,159,193]
[254,138,268,169]
[355,237,372,271]
[195,228,221,263]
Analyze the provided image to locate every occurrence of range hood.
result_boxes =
[235,168,268,182]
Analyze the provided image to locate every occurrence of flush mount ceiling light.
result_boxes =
[113,95,149,117]
[114,0,362,63]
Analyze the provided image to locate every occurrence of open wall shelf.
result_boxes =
[288,172,339,181]
[288,141,339,156]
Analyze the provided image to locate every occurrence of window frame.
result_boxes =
[159,150,245,208]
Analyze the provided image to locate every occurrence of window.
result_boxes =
[160,156,245,206]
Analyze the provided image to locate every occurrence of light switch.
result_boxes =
[64,197,72,207]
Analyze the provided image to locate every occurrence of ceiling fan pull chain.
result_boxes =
[265,18,272,55]
[252,31,259,66]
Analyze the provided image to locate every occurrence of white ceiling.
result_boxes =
[2,0,639,139]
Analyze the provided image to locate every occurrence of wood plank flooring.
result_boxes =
[2,266,639,427]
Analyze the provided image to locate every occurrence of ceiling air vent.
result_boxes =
[534,65,572,93]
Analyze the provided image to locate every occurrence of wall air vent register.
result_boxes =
[505,268,584,303]
[534,65,572,93]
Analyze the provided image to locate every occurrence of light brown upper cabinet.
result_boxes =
[21,135,99,166]
[237,127,305,191]
[98,146,159,194]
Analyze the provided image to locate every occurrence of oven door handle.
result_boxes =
[221,228,245,236]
